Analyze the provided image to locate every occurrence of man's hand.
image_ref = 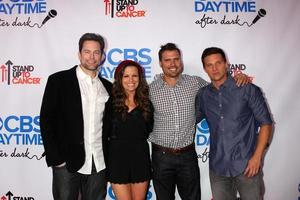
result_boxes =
[233,73,250,87]
[244,154,261,177]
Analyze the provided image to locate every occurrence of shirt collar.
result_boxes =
[76,65,99,82]
[155,73,184,88]
[222,75,235,88]
[208,75,235,91]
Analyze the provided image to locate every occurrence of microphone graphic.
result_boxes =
[41,9,57,26]
[251,9,266,25]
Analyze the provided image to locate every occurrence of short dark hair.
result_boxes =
[158,43,181,61]
[201,47,227,67]
[78,33,105,54]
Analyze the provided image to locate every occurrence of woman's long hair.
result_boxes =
[112,60,152,121]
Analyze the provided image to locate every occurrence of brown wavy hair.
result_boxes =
[112,60,152,121]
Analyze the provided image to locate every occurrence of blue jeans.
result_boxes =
[52,165,107,200]
[151,148,201,200]
[209,170,263,200]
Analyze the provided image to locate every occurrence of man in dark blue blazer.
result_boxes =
[40,33,112,200]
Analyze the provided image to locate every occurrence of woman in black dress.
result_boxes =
[106,60,153,200]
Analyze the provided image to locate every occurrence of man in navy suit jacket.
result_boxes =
[40,33,112,200]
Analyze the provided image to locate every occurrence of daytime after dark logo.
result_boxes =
[0,0,57,28]
[196,119,210,163]
[104,0,146,18]
[0,115,43,160]
[194,0,267,28]
[0,60,41,85]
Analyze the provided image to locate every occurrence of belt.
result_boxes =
[152,143,195,155]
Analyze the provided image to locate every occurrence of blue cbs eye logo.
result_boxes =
[196,119,210,146]
[197,119,209,134]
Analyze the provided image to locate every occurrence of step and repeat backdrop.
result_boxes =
[1,0,300,199]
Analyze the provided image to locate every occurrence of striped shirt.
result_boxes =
[149,74,208,148]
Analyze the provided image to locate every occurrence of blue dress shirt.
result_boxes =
[195,76,272,177]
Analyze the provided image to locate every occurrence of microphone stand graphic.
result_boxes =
[251,9,267,26]
[29,9,57,28]
[237,8,267,27]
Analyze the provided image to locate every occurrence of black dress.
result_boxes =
[107,107,153,184]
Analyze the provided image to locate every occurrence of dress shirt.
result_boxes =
[76,66,109,174]
[196,76,273,177]
[149,74,208,148]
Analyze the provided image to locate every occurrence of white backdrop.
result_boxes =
[1,0,300,199]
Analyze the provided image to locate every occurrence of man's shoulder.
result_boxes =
[181,74,197,80]
[48,66,77,80]
[196,84,210,97]
[149,79,158,87]
[228,82,264,102]
[237,82,261,93]
[182,74,208,85]
[99,76,112,85]
[149,75,162,88]
[244,83,263,97]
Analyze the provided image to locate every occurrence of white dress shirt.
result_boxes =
[76,66,109,174]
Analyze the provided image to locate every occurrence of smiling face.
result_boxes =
[78,40,102,76]
[159,50,183,80]
[122,65,140,95]
[203,53,228,88]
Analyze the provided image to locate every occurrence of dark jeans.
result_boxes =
[151,148,201,200]
[209,170,263,200]
[52,165,107,200]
